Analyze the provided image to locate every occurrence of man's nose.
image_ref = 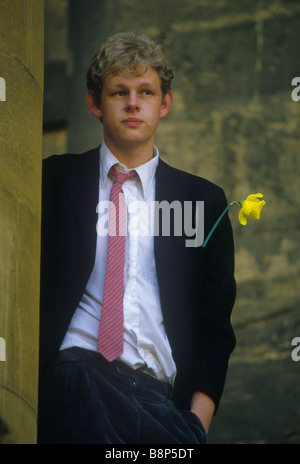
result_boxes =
[126,92,140,111]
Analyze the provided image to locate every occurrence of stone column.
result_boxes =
[0,0,44,444]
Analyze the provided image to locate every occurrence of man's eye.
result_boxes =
[113,91,126,97]
[143,90,152,95]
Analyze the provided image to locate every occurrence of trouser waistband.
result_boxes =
[57,346,173,399]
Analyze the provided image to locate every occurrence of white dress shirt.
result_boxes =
[60,142,177,385]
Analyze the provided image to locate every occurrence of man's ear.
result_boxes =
[85,91,103,119]
[160,91,173,119]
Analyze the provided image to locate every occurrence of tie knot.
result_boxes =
[110,165,137,185]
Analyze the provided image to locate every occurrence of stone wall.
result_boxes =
[0,0,44,444]
[43,0,300,443]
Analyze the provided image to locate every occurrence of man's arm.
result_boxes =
[189,185,236,425]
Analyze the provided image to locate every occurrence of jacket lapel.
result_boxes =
[154,158,192,267]
[63,147,100,267]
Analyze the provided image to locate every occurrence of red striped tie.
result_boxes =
[97,165,137,362]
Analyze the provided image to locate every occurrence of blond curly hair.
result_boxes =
[86,31,174,102]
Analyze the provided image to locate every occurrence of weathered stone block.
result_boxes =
[13,198,40,409]
[28,0,44,89]
[0,389,37,444]
[0,0,43,445]
[0,0,29,66]
[0,184,17,388]
[0,51,43,211]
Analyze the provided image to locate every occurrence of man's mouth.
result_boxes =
[122,118,143,127]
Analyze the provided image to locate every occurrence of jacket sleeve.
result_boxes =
[191,186,236,412]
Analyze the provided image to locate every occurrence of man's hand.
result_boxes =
[190,392,215,434]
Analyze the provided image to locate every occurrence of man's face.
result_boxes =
[93,67,173,156]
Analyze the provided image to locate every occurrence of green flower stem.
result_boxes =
[202,201,240,248]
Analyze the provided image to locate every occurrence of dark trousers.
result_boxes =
[38,347,207,444]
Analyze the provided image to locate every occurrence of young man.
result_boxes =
[38,32,236,444]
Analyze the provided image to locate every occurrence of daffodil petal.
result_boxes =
[238,209,247,225]
[245,193,263,202]
[242,202,252,215]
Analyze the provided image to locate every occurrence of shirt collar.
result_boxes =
[99,141,159,199]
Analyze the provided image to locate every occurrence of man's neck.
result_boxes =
[104,139,155,169]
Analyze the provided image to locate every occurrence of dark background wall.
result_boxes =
[43,0,300,444]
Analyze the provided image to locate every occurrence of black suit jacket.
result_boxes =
[39,146,236,411]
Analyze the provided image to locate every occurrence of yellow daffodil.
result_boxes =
[202,193,266,247]
[238,193,266,226]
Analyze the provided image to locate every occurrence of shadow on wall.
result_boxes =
[0,417,9,444]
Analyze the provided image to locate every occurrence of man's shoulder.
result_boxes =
[42,147,100,185]
[157,158,224,197]
[43,146,100,168]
